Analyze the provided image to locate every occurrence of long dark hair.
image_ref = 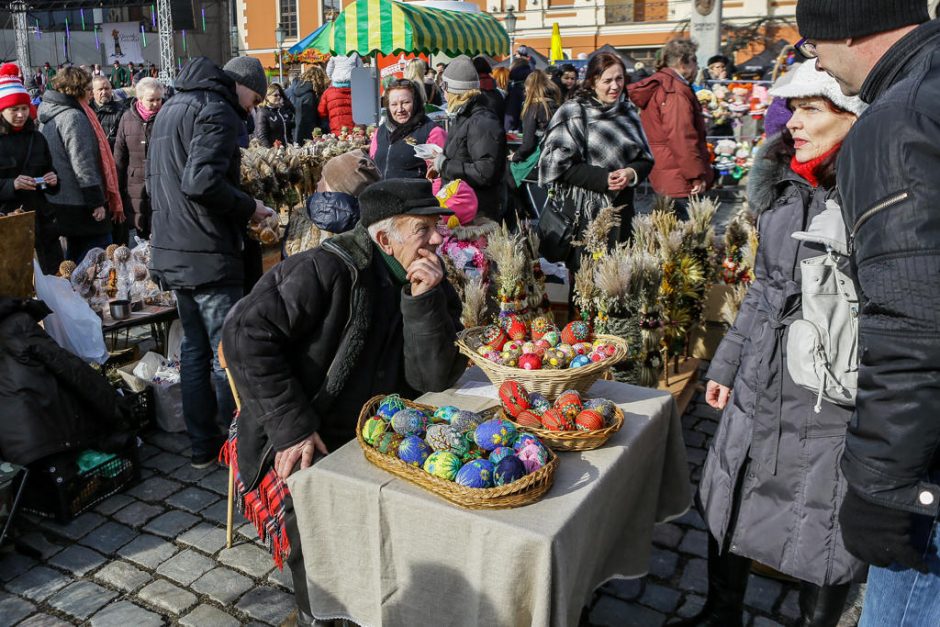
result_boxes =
[577,52,626,100]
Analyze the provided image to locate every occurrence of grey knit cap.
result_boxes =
[223,56,268,98]
[441,55,480,94]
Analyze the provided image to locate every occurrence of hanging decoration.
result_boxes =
[151,4,157,28]
[202,6,207,32]
[80,8,86,30]
[94,25,100,49]
[182,29,187,55]
[141,24,147,47]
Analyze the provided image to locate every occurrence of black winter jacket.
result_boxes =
[92,98,128,149]
[290,81,326,143]
[372,115,438,179]
[440,95,506,220]
[504,64,532,131]
[147,57,256,291]
[222,224,465,489]
[0,298,123,466]
[252,106,288,147]
[836,20,940,517]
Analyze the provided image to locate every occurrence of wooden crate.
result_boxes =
[0,211,35,299]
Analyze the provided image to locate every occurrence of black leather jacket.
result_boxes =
[837,19,940,517]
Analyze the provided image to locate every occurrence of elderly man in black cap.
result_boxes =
[222,178,465,625]
[795,1,940,624]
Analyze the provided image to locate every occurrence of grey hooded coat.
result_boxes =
[698,135,866,586]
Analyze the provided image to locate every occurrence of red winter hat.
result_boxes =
[0,76,31,112]
[0,63,23,81]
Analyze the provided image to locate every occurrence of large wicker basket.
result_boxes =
[356,396,558,509]
[500,405,625,452]
[456,328,629,398]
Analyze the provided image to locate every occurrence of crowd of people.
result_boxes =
[2,1,940,625]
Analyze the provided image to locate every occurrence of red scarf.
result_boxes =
[80,100,124,220]
[790,143,841,188]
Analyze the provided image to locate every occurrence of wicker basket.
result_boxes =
[456,328,629,398]
[499,404,625,452]
[356,395,558,509]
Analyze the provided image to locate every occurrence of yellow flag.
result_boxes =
[550,23,564,64]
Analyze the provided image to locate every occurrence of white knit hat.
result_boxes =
[769,61,867,116]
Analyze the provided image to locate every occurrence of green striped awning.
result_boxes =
[308,0,509,57]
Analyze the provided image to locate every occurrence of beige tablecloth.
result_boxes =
[287,368,692,627]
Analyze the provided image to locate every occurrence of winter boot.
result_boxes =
[796,581,852,627]
[669,534,751,627]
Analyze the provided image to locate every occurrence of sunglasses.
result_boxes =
[795,37,818,59]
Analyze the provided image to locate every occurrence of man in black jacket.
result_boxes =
[147,56,274,468]
[796,1,940,620]
[90,76,127,150]
[222,178,465,623]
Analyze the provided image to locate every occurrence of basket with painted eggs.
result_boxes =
[496,380,625,451]
[356,394,558,509]
[456,315,629,398]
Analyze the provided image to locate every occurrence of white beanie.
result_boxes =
[769,61,867,117]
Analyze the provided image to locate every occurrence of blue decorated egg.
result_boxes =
[433,405,461,424]
[423,451,463,481]
[391,408,429,436]
[488,446,514,466]
[398,435,431,467]
[425,424,470,456]
[528,392,552,415]
[516,442,549,473]
[513,433,541,452]
[569,355,592,368]
[377,394,407,420]
[494,455,527,485]
[450,410,485,434]
[585,398,617,423]
[474,419,518,452]
[455,459,495,488]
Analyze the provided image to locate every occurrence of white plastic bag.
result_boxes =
[33,259,109,364]
[414,143,443,160]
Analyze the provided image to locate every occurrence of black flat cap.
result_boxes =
[359,179,453,227]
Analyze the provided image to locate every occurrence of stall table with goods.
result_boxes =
[287,367,691,627]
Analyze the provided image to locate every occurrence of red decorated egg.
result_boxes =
[481,324,509,351]
[575,409,605,431]
[515,409,543,429]
[530,316,554,340]
[504,315,529,341]
[534,339,551,350]
[554,390,583,422]
[499,380,531,418]
[518,353,543,370]
[561,320,592,346]
[589,351,605,363]
[572,342,594,356]
[541,408,573,431]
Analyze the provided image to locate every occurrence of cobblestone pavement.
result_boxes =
[1,378,862,626]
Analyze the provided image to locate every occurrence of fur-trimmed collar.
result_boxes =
[746,133,792,215]
[449,216,498,241]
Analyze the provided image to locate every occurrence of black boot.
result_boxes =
[669,534,751,627]
[796,582,851,627]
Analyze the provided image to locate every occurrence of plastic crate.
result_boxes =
[21,441,140,523]
[122,386,155,432]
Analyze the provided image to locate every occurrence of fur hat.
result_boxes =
[0,76,31,112]
[359,179,453,227]
[322,150,381,198]
[223,56,268,98]
[769,61,867,117]
[441,56,480,94]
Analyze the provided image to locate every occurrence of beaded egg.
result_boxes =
[516,442,549,473]
[398,435,432,467]
[561,320,592,345]
[521,341,541,355]
[528,392,552,415]
[361,416,388,446]
[542,349,568,370]
[530,316,554,340]
[572,342,594,356]
[425,424,466,455]
[499,380,531,418]
[541,408,573,431]
[375,432,404,456]
[576,409,606,431]
[569,355,592,368]
[450,410,485,434]
[502,315,529,341]
[423,451,463,481]
[481,324,509,351]
[557,343,576,360]
[518,353,542,370]
[542,330,561,347]
[589,350,606,363]
[433,405,461,424]
[488,446,514,466]
[376,394,407,420]
[494,455,528,485]
[455,459,495,488]
[504,340,524,354]
[585,398,617,423]
[514,409,543,429]
[474,419,518,451]
[391,408,429,436]
[555,390,583,422]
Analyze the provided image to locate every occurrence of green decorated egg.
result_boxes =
[423,451,462,481]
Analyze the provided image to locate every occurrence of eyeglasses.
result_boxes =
[796,37,818,59]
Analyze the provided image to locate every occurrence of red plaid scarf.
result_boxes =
[219,416,291,569]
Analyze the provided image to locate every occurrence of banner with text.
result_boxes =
[103,22,145,65]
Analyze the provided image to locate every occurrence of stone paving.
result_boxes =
[1,376,862,626]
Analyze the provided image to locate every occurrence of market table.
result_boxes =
[287,368,692,627]
[101,304,177,354]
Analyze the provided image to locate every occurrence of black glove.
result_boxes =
[839,488,929,573]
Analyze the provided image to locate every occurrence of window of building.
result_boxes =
[280,0,298,38]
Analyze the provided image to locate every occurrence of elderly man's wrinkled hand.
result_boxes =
[407,248,443,297]
[274,432,329,480]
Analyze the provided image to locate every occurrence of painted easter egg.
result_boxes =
[450,410,485,434]
[391,408,429,436]
[585,398,617,423]
[569,355,592,368]
[530,316,554,340]
[516,442,549,473]
[554,390,583,420]
[455,459,495,488]
[518,353,542,370]
[375,432,404,456]
[473,419,518,451]
[561,320,592,346]
[488,446,514,466]
[499,380,531,418]
[576,409,606,431]
[361,416,388,446]
[376,394,407,420]
[494,455,527,485]
[503,315,529,341]
[433,405,461,424]
[460,447,486,464]
[542,330,561,347]
[423,451,462,481]
[557,343,576,360]
[528,392,552,415]
[481,324,509,351]
[513,433,541,451]
[514,409,543,429]
[398,435,431,467]
[541,408,573,431]
[572,342,594,356]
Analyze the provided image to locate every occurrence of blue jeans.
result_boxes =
[66,232,112,263]
[175,286,242,459]
[860,517,940,626]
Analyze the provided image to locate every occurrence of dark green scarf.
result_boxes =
[380,249,409,286]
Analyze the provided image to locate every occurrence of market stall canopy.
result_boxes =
[302,0,510,57]
[288,22,332,55]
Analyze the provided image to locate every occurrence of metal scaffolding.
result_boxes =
[156,0,176,82]
[11,1,32,77]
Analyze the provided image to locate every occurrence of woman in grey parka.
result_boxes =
[678,63,868,627]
